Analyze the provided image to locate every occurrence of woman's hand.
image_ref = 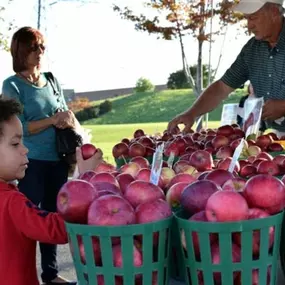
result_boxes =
[54,110,76,129]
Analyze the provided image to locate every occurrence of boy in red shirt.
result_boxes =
[0,98,102,285]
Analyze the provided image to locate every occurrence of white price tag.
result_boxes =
[220,103,239,126]
[244,97,264,138]
[167,151,175,168]
[150,143,165,185]
[228,139,245,173]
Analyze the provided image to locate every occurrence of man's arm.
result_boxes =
[182,80,234,118]
[9,192,68,244]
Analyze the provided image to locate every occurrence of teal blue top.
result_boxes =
[1,73,68,161]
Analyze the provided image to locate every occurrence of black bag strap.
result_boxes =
[45,72,59,96]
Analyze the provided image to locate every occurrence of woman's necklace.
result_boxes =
[18,72,41,86]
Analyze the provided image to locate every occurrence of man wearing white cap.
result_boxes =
[168,0,285,136]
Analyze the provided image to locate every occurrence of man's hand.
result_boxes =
[262,99,285,121]
[167,112,195,134]
[76,147,103,174]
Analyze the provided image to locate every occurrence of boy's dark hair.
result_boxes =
[0,98,22,137]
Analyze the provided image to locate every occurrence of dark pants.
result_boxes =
[18,158,69,282]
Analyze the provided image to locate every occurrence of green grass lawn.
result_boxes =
[83,89,245,125]
[85,121,220,164]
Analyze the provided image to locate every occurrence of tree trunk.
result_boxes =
[175,16,198,95]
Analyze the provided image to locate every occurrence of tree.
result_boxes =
[113,0,244,97]
[167,64,215,89]
[0,1,14,51]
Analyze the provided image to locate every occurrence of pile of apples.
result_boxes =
[178,170,285,285]
[57,145,172,285]
[112,125,284,162]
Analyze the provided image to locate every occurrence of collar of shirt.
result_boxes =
[272,17,285,52]
[0,181,18,192]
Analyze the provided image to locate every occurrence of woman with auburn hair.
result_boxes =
[1,27,76,285]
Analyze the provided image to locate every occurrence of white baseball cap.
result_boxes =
[233,0,284,14]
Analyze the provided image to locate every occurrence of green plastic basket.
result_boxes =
[65,216,173,285]
[169,216,185,281]
[174,210,284,285]
[279,213,285,277]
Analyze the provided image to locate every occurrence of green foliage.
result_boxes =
[134,77,154,93]
[81,88,246,125]
[167,65,215,89]
[99,100,112,115]
[75,106,100,122]
[0,1,14,51]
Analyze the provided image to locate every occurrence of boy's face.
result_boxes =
[0,115,29,182]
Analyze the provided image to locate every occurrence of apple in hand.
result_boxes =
[81,143,97,160]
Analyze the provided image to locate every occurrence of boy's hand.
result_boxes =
[76,147,103,174]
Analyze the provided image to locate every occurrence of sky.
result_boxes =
[0,0,251,92]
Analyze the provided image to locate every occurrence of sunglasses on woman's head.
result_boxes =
[30,43,46,52]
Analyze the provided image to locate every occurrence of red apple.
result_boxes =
[124,181,165,208]
[206,190,249,222]
[256,160,280,176]
[121,138,130,145]
[255,135,273,150]
[181,211,216,258]
[256,152,273,161]
[267,132,279,141]
[211,135,230,150]
[145,146,155,157]
[197,170,211,180]
[130,156,150,169]
[189,150,214,171]
[181,180,221,214]
[217,125,235,136]
[233,208,274,256]
[210,243,241,284]
[129,143,146,158]
[113,242,142,268]
[77,170,96,182]
[116,173,135,194]
[252,158,267,168]
[217,157,240,173]
[57,179,98,224]
[90,172,119,188]
[167,173,196,189]
[240,165,257,178]
[166,182,189,208]
[222,177,246,192]
[160,167,176,189]
[215,146,234,160]
[94,162,116,173]
[138,136,154,148]
[90,181,122,196]
[119,162,141,177]
[239,159,250,170]
[135,199,172,224]
[268,142,284,152]
[136,168,164,189]
[273,154,285,166]
[81,143,97,160]
[244,174,285,214]
[88,195,135,226]
[233,128,245,138]
[133,129,145,138]
[71,236,101,265]
[112,142,129,158]
[204,169,235,187]
[164,142,180,157]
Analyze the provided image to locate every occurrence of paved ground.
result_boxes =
[36,244,285,285]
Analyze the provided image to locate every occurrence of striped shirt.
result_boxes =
[221,18,285,131]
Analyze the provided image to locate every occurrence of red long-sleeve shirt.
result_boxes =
[0,181,68,285]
